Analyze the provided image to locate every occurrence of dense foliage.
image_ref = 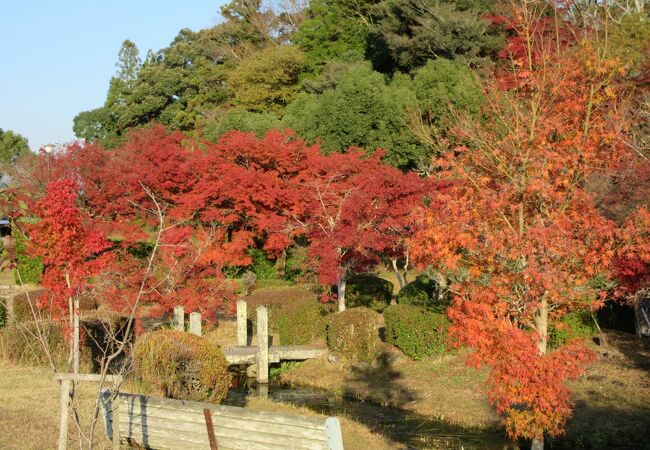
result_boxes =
[345,274,394,312]
[327,307,380,362]
[133,330,231,403]
[383,303,449,359]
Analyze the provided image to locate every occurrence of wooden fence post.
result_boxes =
[112,394,121,450]
[189,312,202,336]
[173,306,184,331]
[256,306,269,384]
[57,379,70,450]
[237,300,247,346]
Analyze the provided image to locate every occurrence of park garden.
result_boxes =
[0,0,649,448]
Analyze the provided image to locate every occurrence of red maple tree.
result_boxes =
[410,1,633,446]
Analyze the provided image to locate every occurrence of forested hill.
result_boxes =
[73,0,506,170]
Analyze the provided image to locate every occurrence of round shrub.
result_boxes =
[549,310,599,348]
[345,275,393,312]
[133,330,231,403]
[327,307,380,362]
[397,274,449,313]
[274,302,330,345]
[383,304,449,359]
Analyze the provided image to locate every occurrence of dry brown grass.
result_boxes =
[245,397,404,450]
[281,345,499,428]
[0,363,112,449]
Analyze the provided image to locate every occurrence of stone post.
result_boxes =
[256,306,269,384]
[173,306,184,331]
[189,312,201,336]
[237,300,247,346]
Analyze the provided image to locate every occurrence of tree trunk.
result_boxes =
[73,296,80,374]
[531,296,549,450]
[390,258,405,290]
[402,252,410,285]
[336,276,347,312]
[531,437,544,450]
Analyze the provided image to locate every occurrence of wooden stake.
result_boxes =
[57,379,70,450]
[203,409,218,450]
[112,395,121,450]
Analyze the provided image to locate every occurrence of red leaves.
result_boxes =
[28,179,112,316]
[409,2,635,441]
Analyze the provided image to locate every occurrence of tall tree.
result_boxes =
[368,0,504,72]
[409,1,634,447]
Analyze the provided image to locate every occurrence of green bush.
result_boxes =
[383,304,449,359]
[10,290,46,323]
[549,310,599,348]
[14,233,43,284]
[397,274,449,313]
[0,320,92,371]
[274,302,330,345]
[0,301,5,328]
[345,275,393,312]
[133,330,231,403]
[327,307,380,362]
[249,248,277,280]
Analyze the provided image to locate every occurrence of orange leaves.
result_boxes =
[408,1,635,441]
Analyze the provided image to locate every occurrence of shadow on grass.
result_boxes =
[227,351,515,449]
[548,400,650,450]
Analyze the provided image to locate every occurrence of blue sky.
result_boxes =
[0,1,226,150]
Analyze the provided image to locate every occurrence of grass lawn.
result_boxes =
[0,361,397,450]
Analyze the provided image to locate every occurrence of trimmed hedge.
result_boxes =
[383,304,449,359]
[345,275,393,312]
[14,233,43,284]
[549,310,598,348]
[0,319,93,371]
[133,330,231,403]
[397,274,449,313]
[10,290,47,322]
[327,307,380,362]
[274,302,330,345]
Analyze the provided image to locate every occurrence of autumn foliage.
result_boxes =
[410,0,636,443]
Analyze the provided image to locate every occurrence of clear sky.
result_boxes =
[0,1,226,150]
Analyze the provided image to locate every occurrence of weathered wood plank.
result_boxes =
[108,392,342,450]
[116,394,327,428]
[119,409,328,439]
[57,379,70,450]
[54,373,124,383]
[223,345,325,365]
[117,418,329,449]
[118,414,329,443]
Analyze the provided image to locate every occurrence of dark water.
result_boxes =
[224,377,515,450]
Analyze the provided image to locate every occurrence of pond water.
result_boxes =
[224,377,516,450]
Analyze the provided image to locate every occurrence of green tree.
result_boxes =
[0,128,30,166]
[369,0,503,72]
[282,62,427,169]
[293,0,378,73]
[203,107,280,141]
[228,45,306,113]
